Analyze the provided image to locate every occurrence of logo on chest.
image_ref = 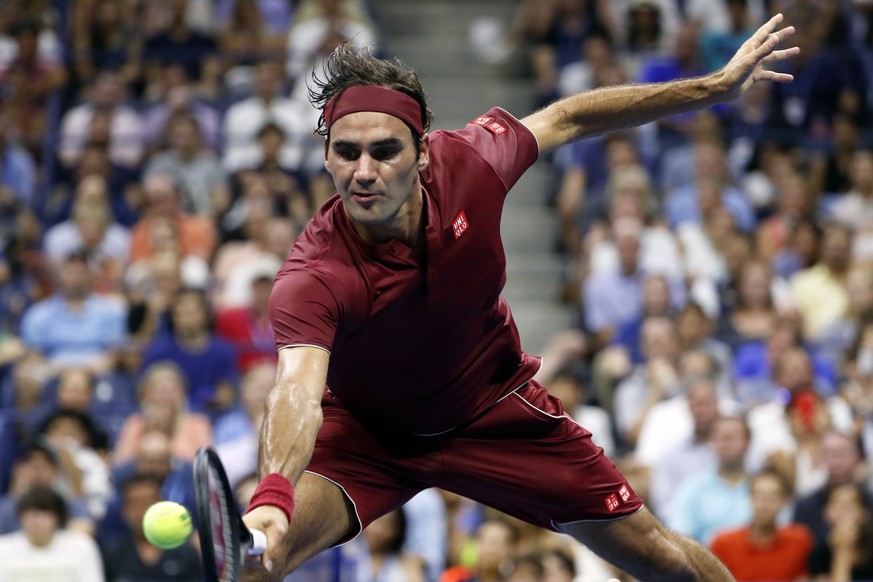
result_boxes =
[452,210,470,239]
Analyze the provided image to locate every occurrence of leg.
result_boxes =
[556,508,735,582]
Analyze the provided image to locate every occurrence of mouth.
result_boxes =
[351,192,379,207]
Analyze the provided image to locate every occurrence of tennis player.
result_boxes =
[242,14,798,582]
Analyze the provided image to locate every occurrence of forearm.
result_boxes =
[551,73,725,143]
[258,379,323,484]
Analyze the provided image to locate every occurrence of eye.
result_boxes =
[334,146,360,161]
[370,146,401,162]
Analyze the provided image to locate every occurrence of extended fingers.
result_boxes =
[750,13,785,47]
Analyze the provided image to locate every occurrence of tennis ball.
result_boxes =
[143,501,193,549]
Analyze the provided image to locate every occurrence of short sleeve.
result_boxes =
[445,108,539,193]
[269,268,341,353]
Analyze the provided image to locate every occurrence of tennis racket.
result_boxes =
[194,447,267,582]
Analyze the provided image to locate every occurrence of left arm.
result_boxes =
[522,13,798,153]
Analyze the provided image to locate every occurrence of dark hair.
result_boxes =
[308,44,433,140]
[17,485,68,527]
[37,407,104,450]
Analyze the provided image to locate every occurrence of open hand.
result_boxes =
[720,13,800,100]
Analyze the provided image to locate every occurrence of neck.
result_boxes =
[748,521,777,543]
[719,462,746,483]
[178,330,207,347]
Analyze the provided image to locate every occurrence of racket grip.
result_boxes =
[248,529,267,556]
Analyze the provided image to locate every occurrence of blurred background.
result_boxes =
[0,0,872,581]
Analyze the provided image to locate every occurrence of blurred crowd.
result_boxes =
[0,0,872,581]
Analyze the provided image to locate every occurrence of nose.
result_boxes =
[353,154,376,186]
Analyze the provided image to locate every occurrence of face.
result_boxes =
[822,433,860,483]
[242,364,275,417]
[20,509,59,547]
[711,417,748,465]
[59,258,92,299]
[825,485,868,528]
[122,481,161,534]
[750,474,786,527]
[363,510,402,554]
[171,292,208,335]
[687,382,719,430]
[19,452,58,486]
[144,368,185,410]
[57,369,92,411]
[477,521,514,573]
[739,263,771,308]
[325,112,429,241]
[547,377,582,411]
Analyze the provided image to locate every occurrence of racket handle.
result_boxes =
[248,529,267,556]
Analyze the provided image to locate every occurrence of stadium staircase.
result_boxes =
[372,0,575,354]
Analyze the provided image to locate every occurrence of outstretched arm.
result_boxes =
[522,13,799,153]
[242,345,328,571]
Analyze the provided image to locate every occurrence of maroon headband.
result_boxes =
[324,86,424,136]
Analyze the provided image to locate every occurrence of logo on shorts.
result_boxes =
[605,493,620,513]
[471,115,506,135]
[452,210,470,239]
[619,484,631,503]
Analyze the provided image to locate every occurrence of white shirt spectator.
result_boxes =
[221,95,316,173]
[59,103,144,169]
[0,530,104,582]
[43,220,130,266]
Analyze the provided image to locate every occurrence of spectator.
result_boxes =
[215,261,280,372]
[143,112,229,218]
[790,222,853,340]
[129,174,217,263]
[112,361,212,465]
[213,363,274,486]
[612,315,681,446]
[0,437,93,535]
[0,19,67,156]
[667,415,752,545]
[70,0,142,87]
[830,149,873,263]
[42,189,130,293]
[648,375,723,518]
[698,0,759,72]
[101,473,202,582]
[0,111,36,208]
[141,0,217,83]
[221,60,318,174]
[354,508,426,582]
[139,288,238,413]
[664,140,755,232]
[756,171,816,263]
[793,431,869,545]
[710,469,814,581]
[715,260,781,351]
[59,71,144,170]
[37,408,111,520]
[807,482,873,580]
[0,485,104,582]
[19,250,127,375]
[439,518,517,582]
[140,65,221,151]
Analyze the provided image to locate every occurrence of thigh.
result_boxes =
[434,381,643,530]
[303,391,423,541]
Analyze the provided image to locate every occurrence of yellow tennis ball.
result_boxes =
[142,501,193,549]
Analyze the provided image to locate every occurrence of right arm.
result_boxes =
[257,346,329,484]
[242,346,328,573]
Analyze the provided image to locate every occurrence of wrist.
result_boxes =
[247,473,295,524]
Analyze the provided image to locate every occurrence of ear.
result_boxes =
[417,134,431,171]
[323,138,331,173]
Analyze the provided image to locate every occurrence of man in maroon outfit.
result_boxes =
[242,14,798,581]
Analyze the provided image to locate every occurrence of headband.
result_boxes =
[324,86,424,136]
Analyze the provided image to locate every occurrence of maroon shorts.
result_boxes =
[306,380,643,540]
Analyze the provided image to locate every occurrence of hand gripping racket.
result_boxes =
[194,448,267,582]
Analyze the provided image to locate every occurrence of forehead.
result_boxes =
[329,111,413,145]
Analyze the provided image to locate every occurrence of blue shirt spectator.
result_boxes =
[20,252,126,371]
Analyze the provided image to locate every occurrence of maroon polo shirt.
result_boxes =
[269,107,541,434]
